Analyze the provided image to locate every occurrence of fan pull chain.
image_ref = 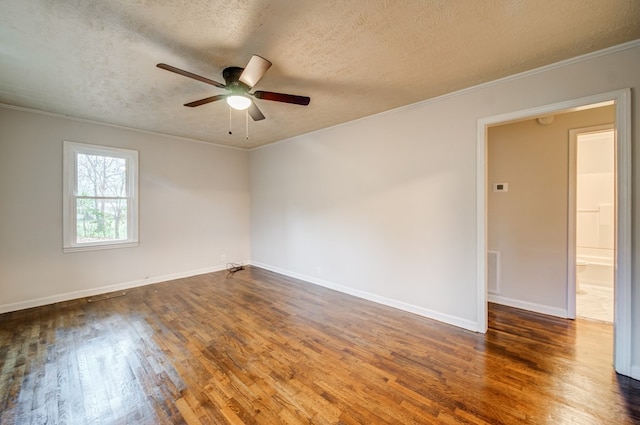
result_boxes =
[228,107,232,135]
[245,109,249,139]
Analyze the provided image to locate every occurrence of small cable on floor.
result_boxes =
[226,262,244,274]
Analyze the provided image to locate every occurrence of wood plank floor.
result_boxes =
[1,266,638,424]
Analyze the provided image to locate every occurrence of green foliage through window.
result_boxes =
[75,153,128,243]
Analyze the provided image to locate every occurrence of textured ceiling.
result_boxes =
[1,1,639,149]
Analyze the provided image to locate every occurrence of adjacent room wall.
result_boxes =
[487,106,614,316]
[249,42,639,370]
[0,107,250,312]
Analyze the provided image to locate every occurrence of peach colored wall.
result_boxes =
[487,106,614,310]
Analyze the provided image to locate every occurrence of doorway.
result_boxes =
[476,89,632,378]
[571,126,615,323]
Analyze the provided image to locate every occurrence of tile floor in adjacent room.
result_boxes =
[577,284,614,323]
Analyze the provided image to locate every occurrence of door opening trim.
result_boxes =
[476,88,632,378]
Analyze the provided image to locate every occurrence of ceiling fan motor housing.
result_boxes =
[223,67,250,93]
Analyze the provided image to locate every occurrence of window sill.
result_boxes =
[63,241,139,253]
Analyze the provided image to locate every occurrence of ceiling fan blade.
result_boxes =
[248,101,265,121]
[239,55,272,88]
[253,90,310,106]
[157,63,226,88]
[184,94,227,107]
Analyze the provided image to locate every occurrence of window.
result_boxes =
[63,141,138,252]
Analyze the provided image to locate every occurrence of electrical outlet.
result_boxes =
[221,254,227,262]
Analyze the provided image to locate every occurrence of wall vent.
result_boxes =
[488,251,500,294]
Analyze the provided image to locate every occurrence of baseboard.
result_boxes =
[0,264,234,314]
[250,261,481,332]
[488,294,568,318]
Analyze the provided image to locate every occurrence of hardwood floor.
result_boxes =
[1,266,638,424]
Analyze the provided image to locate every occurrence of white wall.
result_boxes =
[487,107,614,315]
[250,102,480,329]
[0,107,250,312]
[249,42,640,369]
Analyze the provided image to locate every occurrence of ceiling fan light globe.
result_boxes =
[227,95,252,110]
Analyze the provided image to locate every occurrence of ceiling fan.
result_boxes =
[157,55,310,121]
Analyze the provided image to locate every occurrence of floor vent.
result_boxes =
[488,251,500,294]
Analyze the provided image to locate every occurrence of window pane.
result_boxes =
[76,198,128,243]
[76,153,127,197]
[64,141,138,251]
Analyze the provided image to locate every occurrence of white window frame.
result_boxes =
[63,141,139,253]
